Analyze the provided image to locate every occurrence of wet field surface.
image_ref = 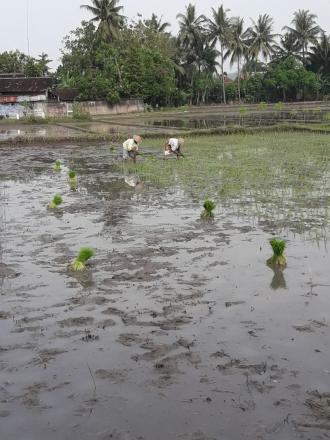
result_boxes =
[1,134,330,440]
[0,124,82,141]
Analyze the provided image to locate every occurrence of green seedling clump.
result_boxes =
[258,102,268,111]
[71,247,94,272]
[267,238,287,266]
[201,199,216,219]
[68,170,77,180]
[274,102,284,112]
[48,194,63,209]
[68,170,78,189]
[54,160,61,171]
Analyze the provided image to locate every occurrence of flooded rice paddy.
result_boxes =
[1,132,330,440]
[0,124,82,141]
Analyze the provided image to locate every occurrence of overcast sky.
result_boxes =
[0,0,329,70]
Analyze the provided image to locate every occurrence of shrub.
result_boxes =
[72,103,92,121]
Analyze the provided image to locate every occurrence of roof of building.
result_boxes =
[52,87,80,101]
[0,73,26,78]
[0,77,54,94]
[223,76,234,84]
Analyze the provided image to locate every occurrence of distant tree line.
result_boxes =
[1,0,330,105]
[0,51,51,77]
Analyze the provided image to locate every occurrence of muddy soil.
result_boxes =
[0,142,330,440]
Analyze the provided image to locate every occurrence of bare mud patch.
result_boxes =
[58,316,94,327]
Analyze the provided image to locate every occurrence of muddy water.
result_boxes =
[0,125,82,141]
[0,143,330,440]
[70,122,172,136]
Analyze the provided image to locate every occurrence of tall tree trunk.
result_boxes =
[237,56,241,103]
[114,55,122,85]
[221,44,226,104]
[190,74,194,105]
[302,45,305,67]
[302,45,306,101]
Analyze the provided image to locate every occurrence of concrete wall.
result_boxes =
[35,99,144,118]
[0,99,144,119]
[79,99,145,116]
[0,103,27,118]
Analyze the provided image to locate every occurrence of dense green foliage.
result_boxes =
[0,51,51,76]
[1,1,329,105]
[57,20,177,105]
[55,2,329,105]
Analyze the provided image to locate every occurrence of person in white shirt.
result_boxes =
[165,138,185,159]
[123,135,142,162]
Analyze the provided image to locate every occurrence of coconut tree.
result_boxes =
[193,34,219,104]
[308,32,330,75]
[80,0,124,41]
[145,13,170,33]
[176,3,204,49]
[207,5,232,104]
[176,4,205,103]
[241,58,266,79]
[246,14,277,65]
[283,10,321,67]
[225,17,248,102]
[273,32,301,60]
[37,53,52,76]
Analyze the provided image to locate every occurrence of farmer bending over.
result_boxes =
[123,135,142,163]
[165,138,185,159]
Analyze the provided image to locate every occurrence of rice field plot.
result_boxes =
[0,131,330,440]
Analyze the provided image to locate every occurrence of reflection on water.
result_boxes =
[268,263,287,290]
[0,125,81,140]
[146,111,329,130]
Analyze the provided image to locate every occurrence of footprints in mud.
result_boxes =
[115,332,200,388]
[302,390,330,429]
[95,369,127,383]
[0,262,21,279]
[58,316,94,327]
[29,348,67,367]
[293,319,328,333]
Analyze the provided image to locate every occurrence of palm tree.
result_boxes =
[145,14,170,33]
[176,4,204,49]
[308,32,330,75]
[225,18,248,102]
[81,0,124,42]
[246,14,277,64]
[283,10,321,66]
[37,53,52,76]
[189,33,219,104]
[241,58,266,78]
[273,32,301,60]
[207,5,232,104]
[176,4,205,104]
